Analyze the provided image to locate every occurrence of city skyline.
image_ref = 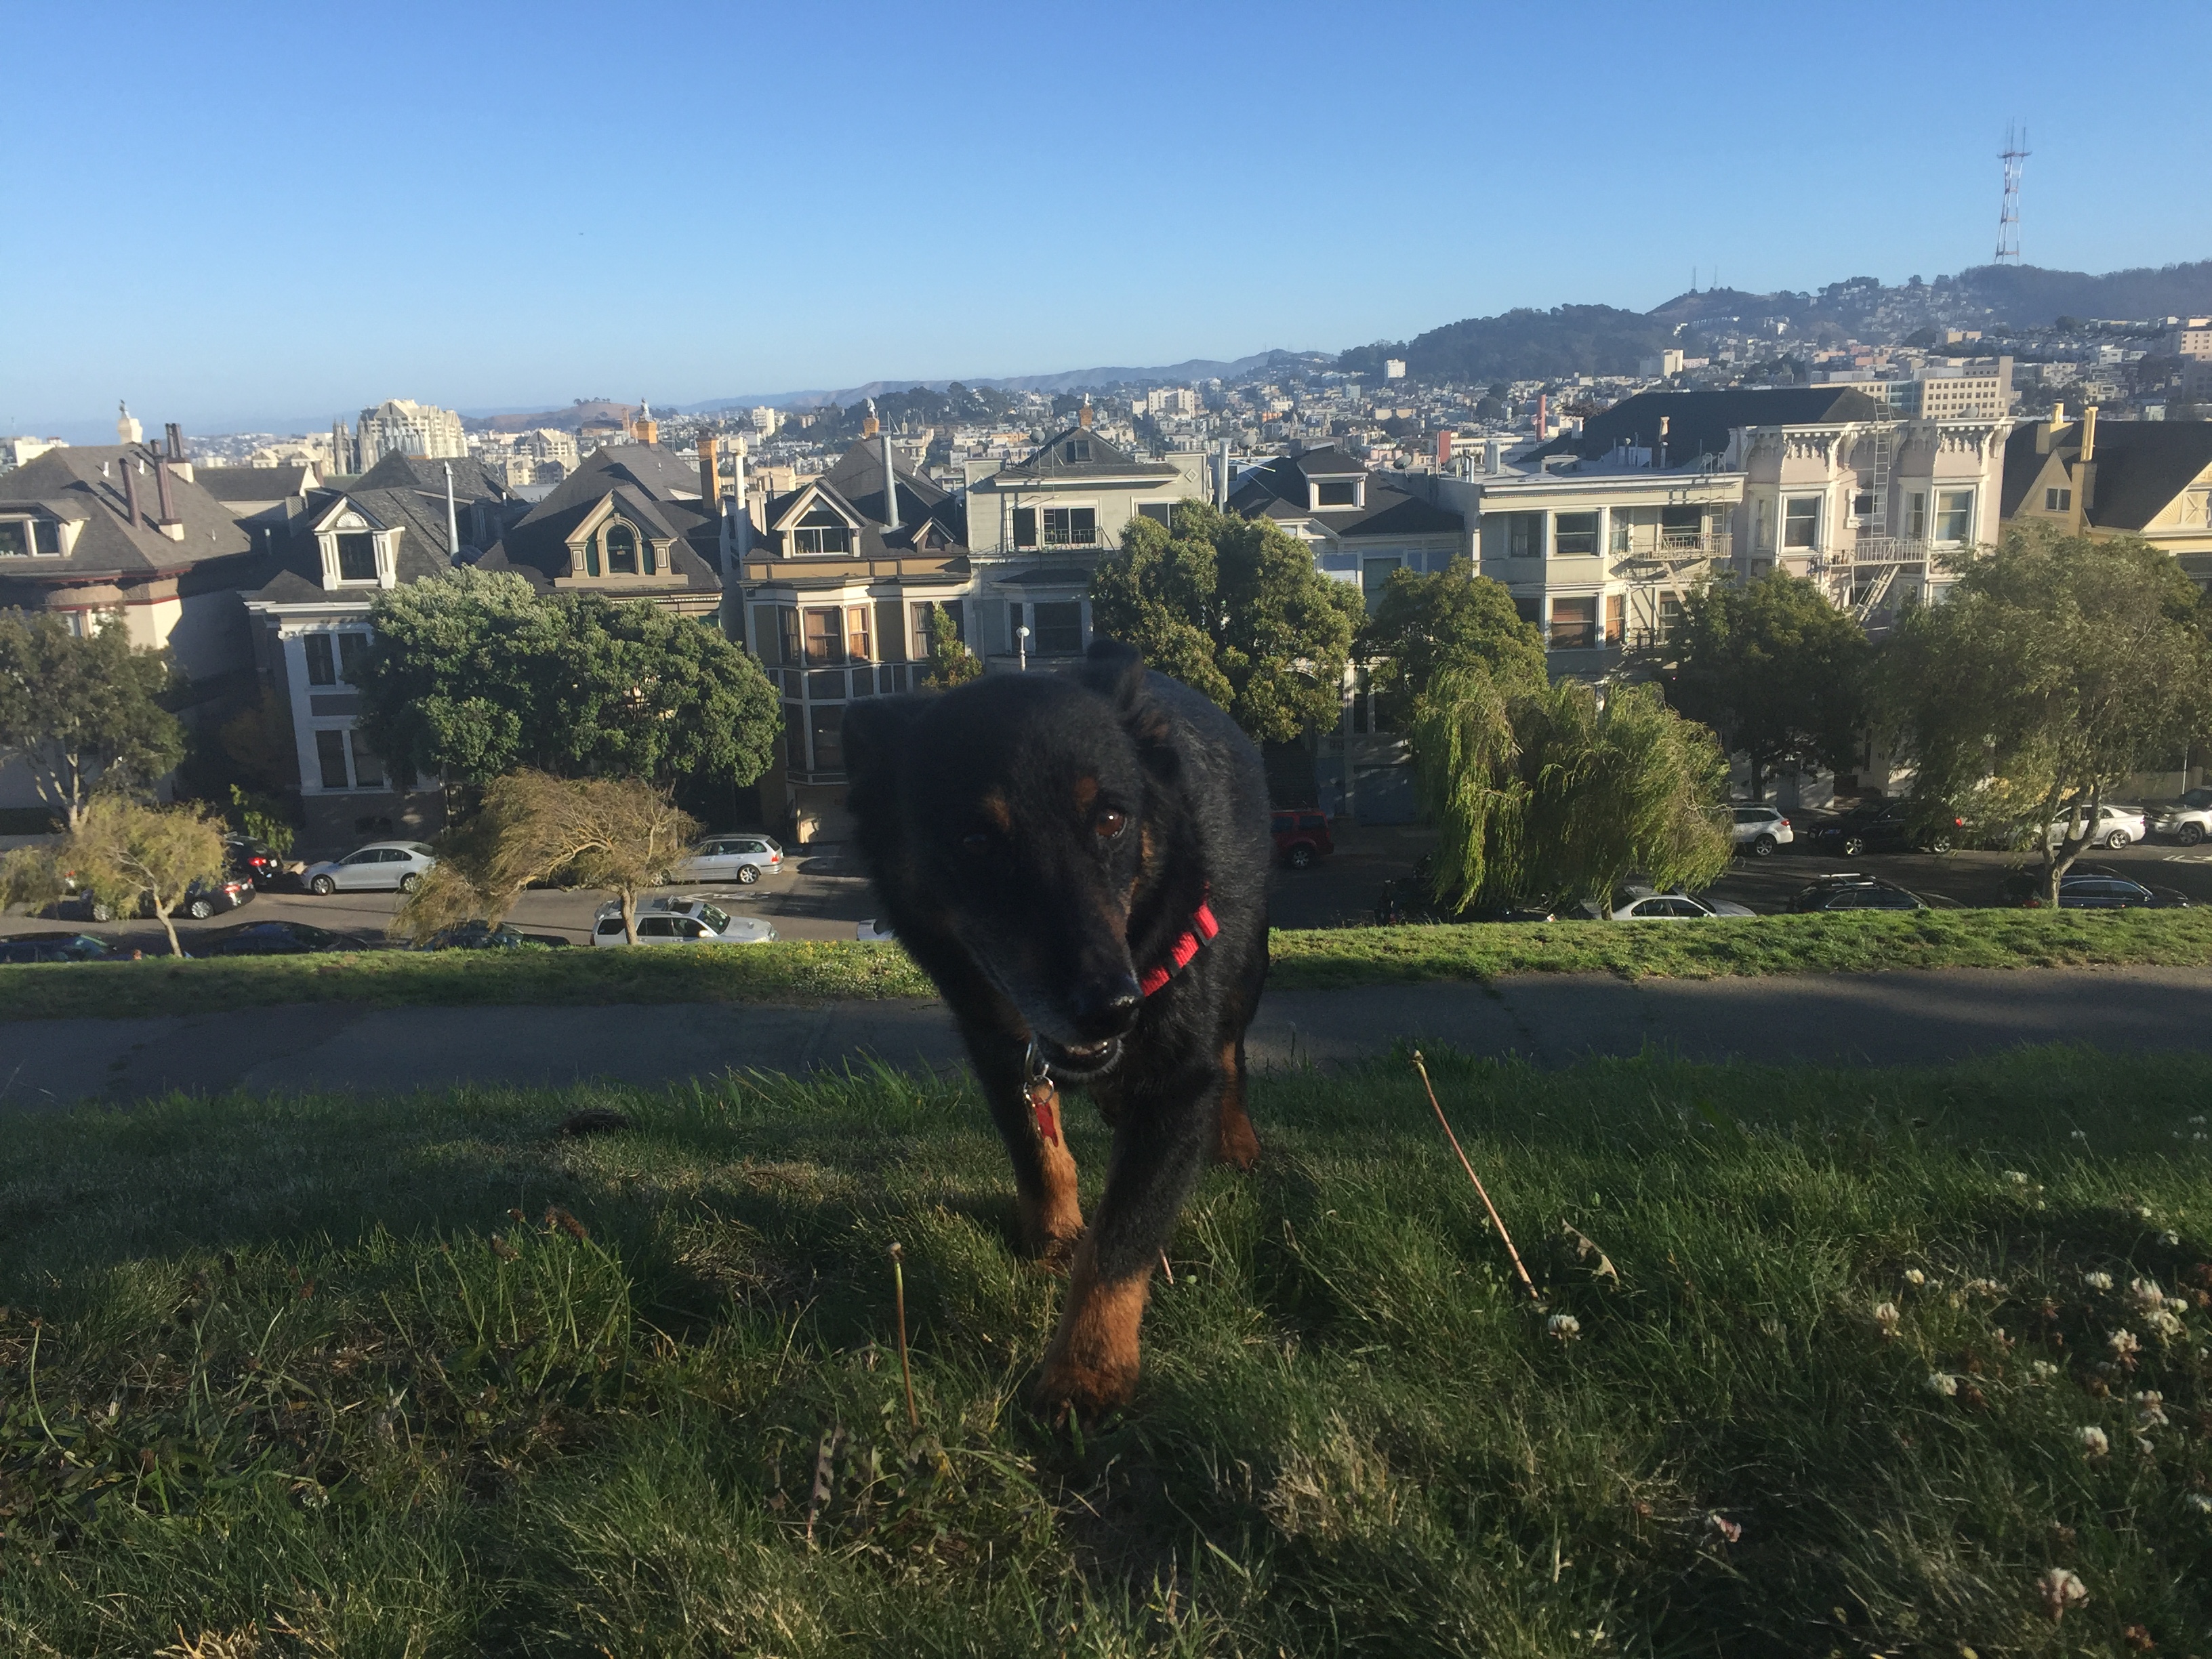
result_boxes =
[5,0,2207,436]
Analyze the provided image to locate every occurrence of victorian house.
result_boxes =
[2001,405,2212,592]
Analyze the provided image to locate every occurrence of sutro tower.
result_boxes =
[1994,123,2028,263]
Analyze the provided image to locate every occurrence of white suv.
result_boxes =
[668,835,785,885]
[590,895,778,946]
[1730,806,1794,857]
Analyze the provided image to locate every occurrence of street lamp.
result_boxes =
[1015,623,1030,672]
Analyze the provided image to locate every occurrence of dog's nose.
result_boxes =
[1071,972,1142,1040]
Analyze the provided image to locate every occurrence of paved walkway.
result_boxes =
[7,965,2211,1111]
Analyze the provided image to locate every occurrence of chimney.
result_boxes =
[882,433,900,532]
[1436,429,1454,470]
[122,455,142,527]
[164,422,182,460]
[444,461,461,556]
[1486,436,1504,474]
[698,432,720,508]
[1658,415,1671,470]
[2078,405,2097,464]
[1217,436,1230,508]
[2074,405,2100,533]
[862,397,880,438]
[152,459,184,539]
[1536,392,1548,437]
[1079,396,1093,429]
[2039,402,2064,453]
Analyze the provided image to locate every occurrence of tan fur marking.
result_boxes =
[1015,1086,1084,1265]
[1215,1038,1261,1169]
[1072,774,1099,812]
[1038,1233,1151,1418]
[981,790,1012,831]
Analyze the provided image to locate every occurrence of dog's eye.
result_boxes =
[961,832,991,856]
[1094,809,1128,840]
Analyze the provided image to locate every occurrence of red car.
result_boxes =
[1271,810,1334,869]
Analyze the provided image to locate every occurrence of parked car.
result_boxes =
[302,842,437,895]
[1730,805,1795,857]
[1787,873,1931,912]
[665,834,785,885]
[856,918,897,943]
[225,834,285,888]
[189,920,369,956]
[2149,788,2212,846]
[2001,866,2190,909]
[415,921,571,950]
[68,874,254,922]
[1271,811,1334,870]
[0,931,117,964]
[590,895,779,946]
[2045,804,2147,851]
[1595,885,1757,920]
[1806,802,1965,857]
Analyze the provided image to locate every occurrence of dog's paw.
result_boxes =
[1029,1229,1082,1274]
[1033,1351,1139,1423]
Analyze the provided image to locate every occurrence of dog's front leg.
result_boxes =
[1038,1062,1216,1419]
[967,1028,1084,1267]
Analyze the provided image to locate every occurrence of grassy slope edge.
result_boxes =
[2,1050,2209,1653]
[4,909,2212,1020]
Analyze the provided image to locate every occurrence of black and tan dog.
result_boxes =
[843,639,1270,1418]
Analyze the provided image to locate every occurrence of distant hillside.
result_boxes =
[1338,305,1675,386]
[687,350,1321,414]
[1954,259,2212,324]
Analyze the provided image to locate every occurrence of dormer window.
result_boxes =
[1313,478,1361,509]
[337,533,377,581]
[607,523,639,574]
[1064,438,1091,464]
[319,508,394,588]
[793,506,852,555]
[0,517,65,556]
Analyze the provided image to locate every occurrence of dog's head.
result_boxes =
[844,640,1177,1077]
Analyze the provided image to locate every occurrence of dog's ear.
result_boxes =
[843,695,926,813]
[1079,636,1147,710]
[1083,637,1180,781]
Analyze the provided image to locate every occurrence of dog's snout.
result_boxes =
[1072,973,1142,1040]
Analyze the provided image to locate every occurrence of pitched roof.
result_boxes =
[353,450,510,501]
[2084,423,2212,531]
[1553,387,1891,466]
[2000,424,2063,518]
[0,443,255,577]
[1227,449,1463,537]
[193,464,319,501]
[982,425,1180,484]
[818,438,966,548]
[476,446,720,595]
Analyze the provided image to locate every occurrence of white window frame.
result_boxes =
[1782,495,1821,550]
[1933,489,1975,545]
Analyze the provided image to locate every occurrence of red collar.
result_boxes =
[1137,886,1218,998]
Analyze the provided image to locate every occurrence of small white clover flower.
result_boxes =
[1926,1372,1960,1397]
[2036,1565,2089,1622]
[1964,1277,2006,1298]
[2078,1425,2110,1457]
[2147,1309,2186,1340]
[2165,1231,2184,1246]
[2072,1130,2089,1141]
[2137,1434,2158,1458]
[2125,1277,2168,1317]
[1872,1301,1902,1334]
[2110,1328,2142,1359]
[2191,1115,2209,1126]
[2083,1271,2114,1292]
[2005,1170,2031,1185]
[2134,1391,2168,1427]
[2137,1206,2157,1222]
[2186,1492,2212,1514]
[1903,1268,1927,1286]
[1547,1313,1581,1343]
[2031,1359,2059,1380]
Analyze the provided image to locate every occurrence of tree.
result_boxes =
[5,798,226,958]
[918,603,981,689]
[1357,565,1547,729]
[1666,571,1870,800]
[1089,501,1364,743]
[1880,527,2212,905]
[1413,670,1732,919]
[0,611,184,828]
[394,771,699,946]
[354,570,781,790]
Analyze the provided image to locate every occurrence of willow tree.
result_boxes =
[1414,671,1732,918]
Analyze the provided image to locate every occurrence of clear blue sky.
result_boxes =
[5,0,2204,438]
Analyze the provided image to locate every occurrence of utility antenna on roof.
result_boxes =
[1994,123,2028,264]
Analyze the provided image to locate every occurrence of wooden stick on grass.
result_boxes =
[888,1242,918,1429]
[1411,1050,1541,1305]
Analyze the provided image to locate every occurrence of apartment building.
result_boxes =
[1818,357,2015,421]
[355,398,467,466]
[2001,405,2212,591]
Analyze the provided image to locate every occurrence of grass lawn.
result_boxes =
[5,1049,2212,1654]
[6,907,2212,1021]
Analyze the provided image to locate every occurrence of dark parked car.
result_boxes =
[415,921,571,950]
[2000,867,2191,910]
[1272,810,1334,870]
[67,875,255,922]
[0,931,117,964]
[225,834,286,888]
[1787,872,1932,912]
[1805,802,1965,857]
[189,920,369,957]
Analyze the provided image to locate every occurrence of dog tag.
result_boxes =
[1028,1080,1059,1144]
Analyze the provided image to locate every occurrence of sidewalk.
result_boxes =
[7,964,2211,1110]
